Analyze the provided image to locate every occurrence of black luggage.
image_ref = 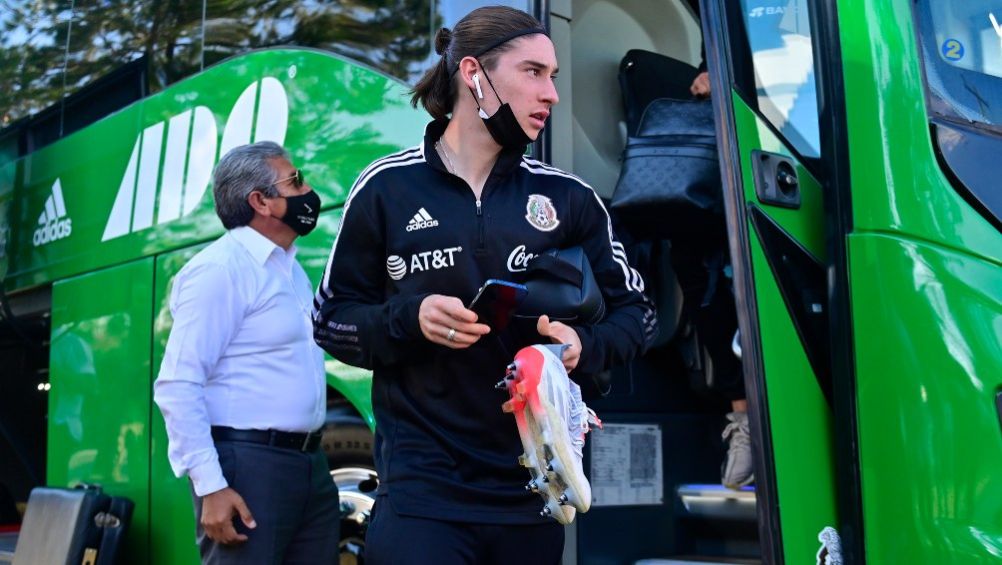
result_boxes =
[12,485,133,565]
[611,97,724,240]
[618,49,700,136]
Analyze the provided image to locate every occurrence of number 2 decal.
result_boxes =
[941,38,964,62]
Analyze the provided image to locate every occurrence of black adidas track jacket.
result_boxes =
[314,119,656,524]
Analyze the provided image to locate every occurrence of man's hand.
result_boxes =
[419,294,491,348]
[537,315,582,372]
[201,487,256,544]
[690,71,711,98]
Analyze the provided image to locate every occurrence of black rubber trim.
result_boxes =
[700,1,782,562]
[748,205,832,406]
[996,390,1002,436]
[812,0,866,562]
[535,0,550,164]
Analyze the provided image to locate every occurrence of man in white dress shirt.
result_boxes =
[154,141,338,564]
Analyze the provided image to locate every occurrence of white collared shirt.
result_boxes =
[154,226,326,496]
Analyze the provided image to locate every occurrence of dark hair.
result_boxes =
[411,6,546,120]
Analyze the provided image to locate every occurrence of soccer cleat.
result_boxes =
[499,344,602,524]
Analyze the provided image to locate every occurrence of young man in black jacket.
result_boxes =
[313,6,655,564]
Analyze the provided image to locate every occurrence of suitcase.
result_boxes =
[12,485,133,565]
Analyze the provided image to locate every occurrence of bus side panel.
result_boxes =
[48,257,155,563]
[850,233,1002,563]
[842,1,1000,266]
[150,245,205,565]
[0,158,14,279]
[5,49,428,294]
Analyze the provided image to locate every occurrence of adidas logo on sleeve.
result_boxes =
[405,207,439,232]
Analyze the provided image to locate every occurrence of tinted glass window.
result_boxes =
[145,1,204,92]
[917,1,1002,129]
[915,0,1002,229]
[63,2,146,96]
[1,0,531,136]
[203,0,529,86]
[729,0,820,159]
[0,2,71,127]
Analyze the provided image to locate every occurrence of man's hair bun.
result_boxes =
[434,27,452,55]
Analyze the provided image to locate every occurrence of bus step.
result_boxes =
[635,558,761,565]
[0,531,15,564]
[676,484,757,522]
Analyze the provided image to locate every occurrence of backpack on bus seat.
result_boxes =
[618,49,700,136]
[12,485,133,565]
[611,97,724,240]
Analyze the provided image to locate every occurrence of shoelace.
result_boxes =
[567,380,602,459]
[721,420,751,450]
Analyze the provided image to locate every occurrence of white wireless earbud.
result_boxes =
[472,73,485,100]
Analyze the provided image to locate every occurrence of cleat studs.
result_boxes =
[558,493,569,505]
[545,463,554,472]
[540,507,551,517]
[541,475,549,483]
[494,379,508,390]
[525,480,538,492]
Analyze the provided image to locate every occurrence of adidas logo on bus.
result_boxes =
[102,77,289,241]
[405,208,439,232]
[33,180,73,247]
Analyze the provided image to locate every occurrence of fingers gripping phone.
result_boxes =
[468,279,528,332]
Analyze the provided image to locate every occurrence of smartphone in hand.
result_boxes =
[468,279,528,332]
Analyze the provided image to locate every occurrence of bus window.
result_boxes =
[203,0,530,86]
[1,1,532,133]
[915,0,1002,228]
[730,0,821,160]
[64,3,146,97]
[917,1,1002,128]
[0,5,69,127]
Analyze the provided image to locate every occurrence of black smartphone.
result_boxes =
[468,279,529,332]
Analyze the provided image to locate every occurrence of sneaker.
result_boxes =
[497,344,601,524]
[721,411,755,489]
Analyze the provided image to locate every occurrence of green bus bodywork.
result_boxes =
[1,0,1000,562]
[2,48,424,562]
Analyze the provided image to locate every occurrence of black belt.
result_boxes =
[211,426,323,453]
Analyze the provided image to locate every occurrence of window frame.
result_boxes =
[721,0,825,178]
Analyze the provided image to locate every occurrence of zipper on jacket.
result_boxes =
[475,199,487,255]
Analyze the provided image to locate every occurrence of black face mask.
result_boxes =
[280,190,321,236]
[471,64,534,150]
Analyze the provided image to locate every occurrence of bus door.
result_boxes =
[47,258,156,562]
[702,0,844,562]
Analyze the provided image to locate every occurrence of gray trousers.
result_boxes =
[192,441,340,565]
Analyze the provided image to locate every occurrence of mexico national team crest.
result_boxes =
[525,194,560,232]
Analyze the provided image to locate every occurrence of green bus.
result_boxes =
[0,0,999,563]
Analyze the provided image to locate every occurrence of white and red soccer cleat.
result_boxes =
[497,344,602,524]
